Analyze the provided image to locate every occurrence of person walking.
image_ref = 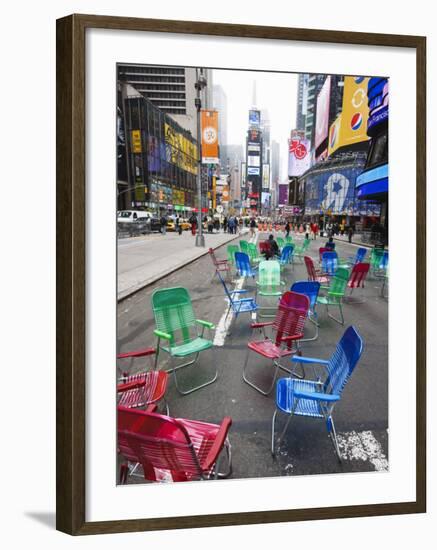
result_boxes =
[160,212,167,235]
[223,216,228,233]
[313,222,319,240]
[175,215,182,235]
[189,213,197,236]
[285,221,290,238]
[348,224,354,244]
[250,217,257,238]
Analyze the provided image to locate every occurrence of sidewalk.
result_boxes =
[117,229,248,300]
[332,234,388,249]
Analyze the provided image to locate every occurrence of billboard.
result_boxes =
[314,75,331,150]
[248,156,260,167]
[262,164,270,189]
[367,78,389,135]
[261,192,271,207]
[249,110,261,126]
[304,165,381,216]
[278,183,289,206]
[328,76,370,156]
[201,110,219,164]
[248,129,261,143]
[248,166,260,175]
[288,137,312,176]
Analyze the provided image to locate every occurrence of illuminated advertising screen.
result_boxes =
[278,183,289,206]
[249,110,261,126]
[314,75,331,150]
[288,137,312,176]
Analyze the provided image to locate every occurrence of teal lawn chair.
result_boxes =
[285,236,294,245]
[227,244,240,275]
[240,240,250,255]
[317,267,350,325]
[256,260,286,317]
[152,287,217,395]
[294,238,311,262]
[276,237,285,251]
[247,242,264,265]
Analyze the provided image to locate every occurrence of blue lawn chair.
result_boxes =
[290,281,321,341]
[216,271,258,327]
[321,251,338,277]
[340,247,367,268]
[271,325,364,460]
[279,244,294,268]
[235,252,258,281]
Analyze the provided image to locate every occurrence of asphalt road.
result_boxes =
[117,234,388,482]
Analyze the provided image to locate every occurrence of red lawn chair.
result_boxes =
[209,248,231,280]
[345,262,370,303]
[242,291,310,395]
[117,406,232,483]
[304,255,329,285]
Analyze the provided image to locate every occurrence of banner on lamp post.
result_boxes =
[201,110,219,164]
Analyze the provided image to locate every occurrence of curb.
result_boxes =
[332,236,388,250]
[117,230,248,302]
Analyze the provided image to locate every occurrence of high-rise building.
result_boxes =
[304,74,326,143]
[212,84,228,167]
[117,64,213,138]
[296,73,308,130]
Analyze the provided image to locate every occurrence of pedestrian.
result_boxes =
[176,215,182,235]
[348,224,354,244]
[189,213,197,236]
[325,236,336,250]
[223,216,228,233]
[313,222,318,240]
[340,221,345,236]
[250,217,257,238]
[285,221,290,238]
[263,234,280,260]
[160,212,167,235]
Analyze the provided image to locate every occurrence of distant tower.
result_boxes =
[252,80,257,109]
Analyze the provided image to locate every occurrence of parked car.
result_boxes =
[167,218,191,231]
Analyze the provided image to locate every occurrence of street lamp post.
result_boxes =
[195,68,207,247]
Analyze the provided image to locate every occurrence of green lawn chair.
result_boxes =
[227,244,240,266]
[256,260,285,317]
[152,287,217,395]
[285,236,294,245]
[240,240,250,254]
[247,242,264,265]
[369,248,385,278]
[276,237,285,251]
[316,267,350,325]
[294,237,311,262]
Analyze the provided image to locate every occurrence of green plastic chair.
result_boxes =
[370,248,385,278]
[285,236,294,245]
[276,237,285,251]
[247,242,263,265]
[294,238,311,262]
[152,287,217,395]
[256,260,285,317]
[240,240,250,254]
[317,267,350,325]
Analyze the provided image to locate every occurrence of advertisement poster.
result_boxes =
[201,109,219,164]
[278,183,289,206]
[314,75,331,150]
[288,137,312,176]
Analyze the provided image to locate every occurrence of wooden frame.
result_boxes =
[56,13,426,535]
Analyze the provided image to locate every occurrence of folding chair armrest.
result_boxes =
[231,289,248,294]
[203,417,233,471]
[251,321,274,329]
[154,329,172,340]
[280,333,304,342]
[291,356,330,366]
[196,319,215,330]
[117,347,156,360]
[293,390,340,403]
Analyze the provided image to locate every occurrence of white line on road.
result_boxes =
[337,430,389,471]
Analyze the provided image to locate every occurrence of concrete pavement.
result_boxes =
[117,228,248,300]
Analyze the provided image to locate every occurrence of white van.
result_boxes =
[117,210,151,224]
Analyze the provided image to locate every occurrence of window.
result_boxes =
[367,133,388,168]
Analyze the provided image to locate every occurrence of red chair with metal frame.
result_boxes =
[117,348,169,414]
[345,262,370,303]
[304,255,329,285]
[117,406,233,483]
[242,291,310,395]
[318,247,330,263]
[208,248,231,281]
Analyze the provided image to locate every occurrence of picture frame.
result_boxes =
[56,13,426,535]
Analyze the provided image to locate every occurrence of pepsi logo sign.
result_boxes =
[350,113,363,131]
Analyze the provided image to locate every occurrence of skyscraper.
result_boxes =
[296,73,308,130]
[213,84,228,167]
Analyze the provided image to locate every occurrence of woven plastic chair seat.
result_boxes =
[317,295,341,306]
[176,418,225,471]
[248,339,295,359]
[276,378,325,417]
[233,298,258,314]
[118,371,168,408]
[163,337,213,357]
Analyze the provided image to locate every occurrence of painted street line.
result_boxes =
[337,430,389,471]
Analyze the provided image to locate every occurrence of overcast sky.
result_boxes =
[212,69,298,181]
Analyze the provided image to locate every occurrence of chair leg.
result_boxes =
[327,302,345,325]
[214,439,233,479]
[327,416,342,462]
[272,410,295,456]
[242,351,280,396]
[300,310,319,342]
[172,351,218,395]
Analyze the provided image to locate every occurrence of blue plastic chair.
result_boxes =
[235,252,258,281]
[216,271,258,327]
[340,247,367,268]
[290,281,321,341]
[321,251,338,277]
[279,244,294,268]
[271,325,364,460]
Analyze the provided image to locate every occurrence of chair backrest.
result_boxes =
[380,250,389,270]
[370,248,384,269]
[208,247,220,267]
[279,244,293,264]
[117,406,202,481]
[348,262,370,288]
[328,267,350,297]
[227,244,240,265]
[276,237,285,249]
[247,242,259,262]
[322,251,338,276]
[235,252,253,277]
[273,291,309,347]
[303,238,311,251]
[258,260,281,288]
[355,247,367,264]
[304,256,318,281]
[152,287,196,345]
[216,270,235,305]
[324,326,364,397]
[290,281,321,310]
[259,241,271,254]
[285,236,293,244]
[240,240,249,254]
[319,247,330,261]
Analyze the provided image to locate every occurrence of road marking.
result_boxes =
[213,233,258,347]
[337,430,389,471]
